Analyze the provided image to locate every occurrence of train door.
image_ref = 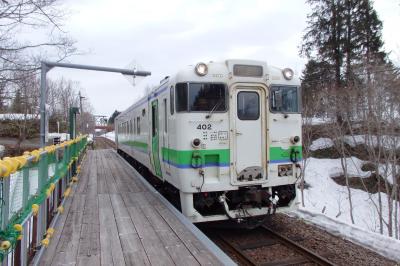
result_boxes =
[161,98,170,173]
[151,100,163,178]
[232,86,267,184]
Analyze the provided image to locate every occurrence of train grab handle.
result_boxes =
[290,149,300,163]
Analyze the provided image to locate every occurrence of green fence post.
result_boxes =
[67,144,71,183]
[37,152,48,244]
[72,141,77,177]
[1,178,10,231]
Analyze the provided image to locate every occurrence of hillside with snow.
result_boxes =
[295,137,400,261]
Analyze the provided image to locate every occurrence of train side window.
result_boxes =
[170,86,174,115]
[137,117,140,135]
[164,98,167,133]
[176,83,188,112]
[270,86,300,113]
[133,117,136,135]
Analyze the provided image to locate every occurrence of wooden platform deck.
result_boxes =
[40,149,228,266]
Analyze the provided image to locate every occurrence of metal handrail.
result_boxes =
[0,136,88,265]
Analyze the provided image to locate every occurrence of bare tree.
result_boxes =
[0,0,76,77]
[319,85,357,224]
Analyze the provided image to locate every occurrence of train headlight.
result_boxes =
[192,138,201,148]
[282,68,294,80]
[195,62,208,76]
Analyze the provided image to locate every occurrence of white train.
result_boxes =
[116,59,302,224]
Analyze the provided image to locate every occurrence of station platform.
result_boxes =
[39,149,233,266]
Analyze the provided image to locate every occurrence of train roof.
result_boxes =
[116,59,300,120]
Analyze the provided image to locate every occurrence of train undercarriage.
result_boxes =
[117,148,297,227]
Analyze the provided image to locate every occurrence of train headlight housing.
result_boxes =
[195,62,208,76]
[290,136,300,144]
[282,68,294,80]
[192,138,201,148]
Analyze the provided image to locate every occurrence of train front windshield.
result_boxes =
[176,83,227,112]
[270,86,300,113]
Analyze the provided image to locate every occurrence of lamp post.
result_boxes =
[39,61,151,147]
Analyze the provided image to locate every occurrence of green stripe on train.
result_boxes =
[162,148,230,166]
[269,146,302,161]
[121,140,148,150]
[121,141,302,162]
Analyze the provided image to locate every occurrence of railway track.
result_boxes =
[94,136,116,149]
[209,225,336,266]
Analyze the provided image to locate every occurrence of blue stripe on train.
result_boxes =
[162,159,230,169]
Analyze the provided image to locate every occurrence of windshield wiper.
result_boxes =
[206,98,223,119]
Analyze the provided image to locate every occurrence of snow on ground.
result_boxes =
[309,135,400,151]
[303,117,331,126]
[101,131,115,142]
[47,132,69,142]
[343,134,400,149]
[300,157,394,234]
[299,157,400,259]
[309,138,334,151]
[291,209,400,262]
[377,164,399,185]
[0,113,38,120]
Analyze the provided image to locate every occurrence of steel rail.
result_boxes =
[216,232,258,266]
[261,226,336,266]
[208,226,337,266]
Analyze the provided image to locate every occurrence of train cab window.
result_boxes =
[237,91,260,120]
[270,86,300,113]
[176,83,227,112]
[176,83,188,112]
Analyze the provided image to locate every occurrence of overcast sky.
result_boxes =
[48,0,400,117]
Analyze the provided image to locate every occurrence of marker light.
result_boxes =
[282,68,294,80]
[195,62,208,76]
[290,136,300,144]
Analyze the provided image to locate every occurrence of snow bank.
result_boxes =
[301,157,398,236]
[377,164,399,185]
[101,131,115,142]
[309,138,334,151]
[0,113,38,120]
[47,132,69,142]
[344,134,400,149]
[303,117,331,126]
[291,209,400,262]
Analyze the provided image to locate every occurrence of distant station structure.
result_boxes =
[94,115,111,131]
